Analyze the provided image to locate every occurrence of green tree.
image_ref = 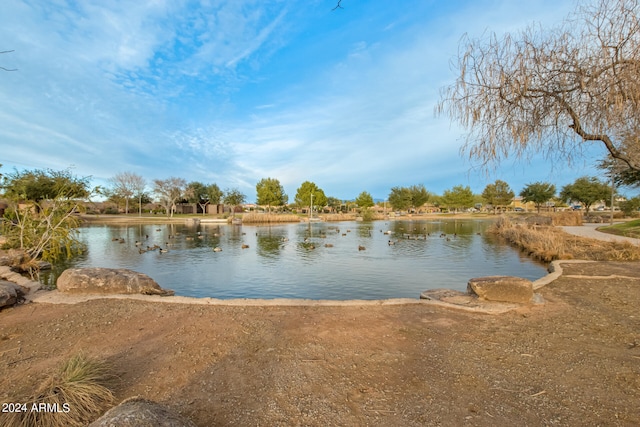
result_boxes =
[355,191,374,209]
[519,182,556,213]
[560,177,610,214]
[437,0,640,175]
[409,184,430,212]
[482,180,515,213]
[294,181,327,211]
[388,185,430,212]
[441,185,474,212]
[2,168,90,203]
[223,188,246,217]
[1,168,92,266]
[388,186,412,211]
[326,196,342,213]
[620,196,640,216]
[599,156,640,188]
[187,182,222,215]
[153,177,187,218]
[256,178,288,213]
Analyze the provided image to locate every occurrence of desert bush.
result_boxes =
[4,352,115,427]
[1,198,85,276]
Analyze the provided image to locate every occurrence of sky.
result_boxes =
[0,0,614,203]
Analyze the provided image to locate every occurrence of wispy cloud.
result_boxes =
[0,0,599,203]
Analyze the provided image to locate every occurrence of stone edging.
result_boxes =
[0,260,594,314]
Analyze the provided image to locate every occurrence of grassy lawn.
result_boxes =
[598,219,640,238]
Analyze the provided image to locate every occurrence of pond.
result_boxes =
[40,219,547,300]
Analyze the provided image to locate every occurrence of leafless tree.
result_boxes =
[109,172,145,215]
[437,0,640,174]
[153,177,187,218]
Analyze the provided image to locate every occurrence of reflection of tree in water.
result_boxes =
[256,234,285,258]
[356,224,374,238]
[254,226,291,259]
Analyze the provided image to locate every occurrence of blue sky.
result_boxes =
[0,0,612,203]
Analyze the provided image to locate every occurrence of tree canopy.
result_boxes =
[388,184,429,211]
[354,191,374,209]
[520,182,556,213]
[186,181,222,215]
[256,178,288,212]
[481,180,515,212]
[223,188,246,209]
[294,181,327,209]
[441,185,474,212]
[560,176,610,213]
[1,168,90,202]
[438,0,640,174]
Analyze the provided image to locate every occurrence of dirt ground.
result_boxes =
[1,261,639,426]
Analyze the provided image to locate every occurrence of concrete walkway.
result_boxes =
[561,223,640,245]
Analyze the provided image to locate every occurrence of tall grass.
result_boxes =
[5,352,115,427]
[321,213,357,221]
[490,216,640,262]
[550,211,583,226]
[241,213,302,223]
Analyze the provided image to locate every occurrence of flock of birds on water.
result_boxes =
[110,224,482,255]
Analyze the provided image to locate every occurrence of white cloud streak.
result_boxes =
[1,0,599,203]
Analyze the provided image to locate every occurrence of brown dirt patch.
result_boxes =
[1,261,639,426]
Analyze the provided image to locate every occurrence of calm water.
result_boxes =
[41,219,547,300]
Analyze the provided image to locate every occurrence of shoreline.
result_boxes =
[1,260,584,315]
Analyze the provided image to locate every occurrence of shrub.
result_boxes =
[5,352,115,427]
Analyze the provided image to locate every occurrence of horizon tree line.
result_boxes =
[1,166,634,217]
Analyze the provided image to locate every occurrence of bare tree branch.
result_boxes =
[1,49,17,71]
[437,0,640,173]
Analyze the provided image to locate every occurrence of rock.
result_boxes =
[467,276,534,304]
[0,280,27,309]
[89,397,196,427]
[57,268,174,296]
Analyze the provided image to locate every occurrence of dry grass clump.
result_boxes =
[321,213,357,221]
[5,352,115,427]
[241,213,301,223]
[490,216,640,262]
[550,211,583,226]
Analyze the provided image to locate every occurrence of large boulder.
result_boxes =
[57,268,174,296]
[0,280,27,309]
[467,276,534,304]
[89,397,196,427]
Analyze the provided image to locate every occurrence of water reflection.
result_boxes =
[39,219,547,300]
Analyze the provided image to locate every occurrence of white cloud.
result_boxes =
[0,0,597,203]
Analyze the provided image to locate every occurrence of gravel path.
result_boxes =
[561,223,640,245]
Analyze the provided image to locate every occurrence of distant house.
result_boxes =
[509,196,536,212]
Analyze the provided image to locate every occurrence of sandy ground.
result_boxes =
[1,259,639,426]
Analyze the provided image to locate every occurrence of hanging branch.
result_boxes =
[1,50,17,71]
